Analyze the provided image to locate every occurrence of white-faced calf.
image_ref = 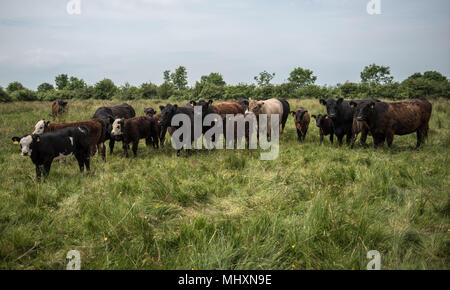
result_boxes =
[12,126,90,181]
[111,116,158,157]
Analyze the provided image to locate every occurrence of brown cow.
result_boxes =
[291,107,310,142]
[191,100,245,117]
[51,100,68,118]
[311,114,335,145]
[111,116,158,157]
[144,107,167,148]
[32,119,106,160]
[351,99,432,149]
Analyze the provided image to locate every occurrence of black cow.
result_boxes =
[92,103,136,154]
[158,104,201,156]
[319,98,379,146]
[12,126,90,181]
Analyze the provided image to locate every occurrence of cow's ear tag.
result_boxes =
[13,141,19,145]
[325,116,328,119]
[370,104,375,109]
[36,137,40,143]
[351,104,355,108]
[191,103,194,107]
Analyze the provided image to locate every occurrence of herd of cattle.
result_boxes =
[11,97,432,180]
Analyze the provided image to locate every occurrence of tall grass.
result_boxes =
[0,99,448,269]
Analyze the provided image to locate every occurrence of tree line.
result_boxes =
[0,64,448,102]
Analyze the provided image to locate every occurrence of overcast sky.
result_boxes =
[0,0,449,89]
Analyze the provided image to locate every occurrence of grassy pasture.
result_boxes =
[0,98,449,270]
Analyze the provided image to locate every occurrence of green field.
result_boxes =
[0,98,449,270]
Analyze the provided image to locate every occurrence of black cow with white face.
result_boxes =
[12,126,90,181]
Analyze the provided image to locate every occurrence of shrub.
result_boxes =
[10,89,38,101]
[0,86,12,102]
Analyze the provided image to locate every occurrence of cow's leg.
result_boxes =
[319,134,324,145]
[75,154,85,172]
[330,134,334,145]
[297,130,301,142]
[302,129,307,142]
[346,132,352,146]
[160,126,167,148]
[123,142,129,158]
[337,135,344,146]
[132,141,138,157]
[360,129,368,147]
[90,143,96,157]
[84,153,90,172]
[43,161,52,179]
[36,165,42,181]
[99,143,106,162]
[386,132,394,148]
[415,130,423,149]
[109,138,115,154]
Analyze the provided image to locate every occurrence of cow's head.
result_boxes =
[111,118,125,139]
[144,107,157,116]
[12,134,40,156]
[158,104,178,127]
[351,101,376,122]
[291,109,307,123]
[33,119,50,135]
[194,100,213,117]
[319,98,343,119]
[249,99,265,115]
[311,114,330,128]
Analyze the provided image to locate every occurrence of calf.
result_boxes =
[52,100,68,118]
[311,114,335,145]
[110,116,158,157]
[291,107,310,142]
[12,126,90,181]
[92,103,136,154]
[278,98,290,134]
[144,107,167,148]
[351,99,432,149]
[33,119,106,161]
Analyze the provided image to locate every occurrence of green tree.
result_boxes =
[55,74,69,90]
[66,77,86,90]
[0,86,11,102]
[140,82,158,99]
[171,66,188,90]
[37,82,55,92]
[163,70,172,83]
[93,79,117,100]
[254,71,275,87]
[360,64,394,84]
[200,72,226,86]
[288,67,317,88]
[6,81,25,94]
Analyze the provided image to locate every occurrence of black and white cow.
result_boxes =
[12,126,91,180]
